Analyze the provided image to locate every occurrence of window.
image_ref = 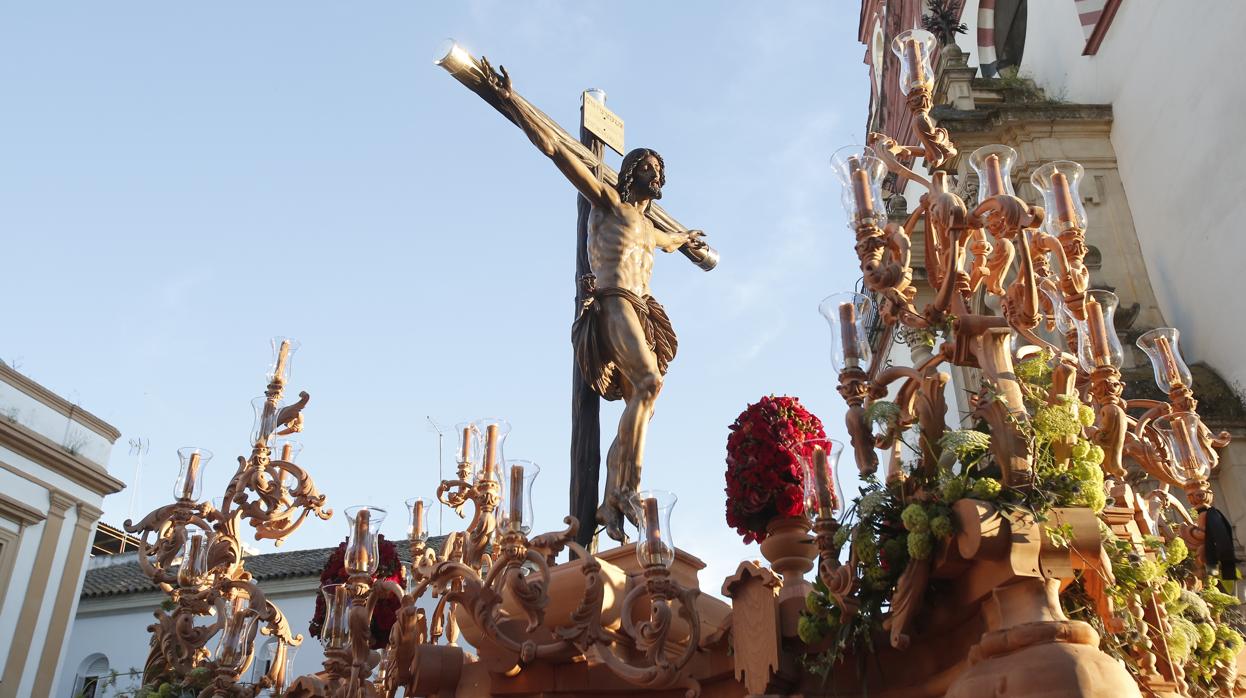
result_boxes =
[74,654,109,698]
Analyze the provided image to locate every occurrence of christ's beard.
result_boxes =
[648,180,663,199]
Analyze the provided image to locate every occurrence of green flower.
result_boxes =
[941,478,967,502]
[930,515,953,539]
[832,526,851,549]
[854,532,877,563]
[1166,537,1188,566]
[797,614,826,645]
[1082,444,1104,466]
[901,503,930,533]
[1201,584,1239,613]
[864,565,891,590]
[882,536,908,567]
[858,491,886,519]
[1034,404,1081,440]
[971,477,1002,500]
[1137,559,1163,585]
[1078,404,1095,427]
[1067,462,1106,513]
[939,430,992,459]
[1169,617,1198,664]
[1161,579,1182,606]
[1015,350,1053,385]
[1070,438,1091,460]
[1196,622,1216,652]
[866,400,901,429]
[1216,625,1244,659]
[805,591,823,615]
[907,531,933,560]
[1180,589,1210,621]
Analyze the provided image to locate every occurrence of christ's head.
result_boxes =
[618,148,665,204]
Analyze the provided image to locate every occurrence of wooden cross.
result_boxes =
[437,43,702,548]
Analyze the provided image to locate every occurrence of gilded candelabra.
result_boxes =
[125,338,331,697]
[287,419,706,698]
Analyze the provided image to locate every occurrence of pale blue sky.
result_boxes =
[1,2,869,590]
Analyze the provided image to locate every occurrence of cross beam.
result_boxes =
[436,44,690,236]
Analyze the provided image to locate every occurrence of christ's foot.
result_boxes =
[596,498,629,543]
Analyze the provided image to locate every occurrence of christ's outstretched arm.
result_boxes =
[480,58,619,210]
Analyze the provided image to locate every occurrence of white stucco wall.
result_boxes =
[63,582,325,697]
[63,574,451,696]
[1021,1,1246,395]
[0,380,113,467]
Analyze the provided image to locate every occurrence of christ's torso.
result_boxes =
[587,202,655,297]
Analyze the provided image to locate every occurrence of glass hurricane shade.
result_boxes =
[830,145,887,228]
[177,532,211,589]
[1152,411,1214,476]
[631,490,677,568]
[969,144,1018,198]
[891,29,937,96]
[819,292,873,372]
[406,497,429,543]
[455,420,478,475]
[500,460,539,534]
[266,336,300,385]
[1039,280,1075,335]
[344,506,387,576]
[216,594,257,672]
[1031,161,1088,235]
[262,640,298,694]
[174,447,213,501]
[272,439,303,463]
[1137,328,1193,392]
[1073,289,1124,371]
[319,583,350,650]
[251,396,279,448]
[583,88,607,105]
[471,417,510,482]
[797,438,844,519]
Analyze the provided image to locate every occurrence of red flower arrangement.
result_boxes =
[725,395,827,543]
[309,534,406,649]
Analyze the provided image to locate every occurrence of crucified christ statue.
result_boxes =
[479,59,706,542]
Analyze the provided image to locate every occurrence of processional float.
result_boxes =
[127,29,1242,698]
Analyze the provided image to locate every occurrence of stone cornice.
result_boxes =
[0,492,46,526]
[0,418,125,496]
[931,102,1115,135]
[0,362,121,443]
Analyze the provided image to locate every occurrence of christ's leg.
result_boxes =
[594,296,662,542]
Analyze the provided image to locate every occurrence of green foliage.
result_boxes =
[929,515,953,540]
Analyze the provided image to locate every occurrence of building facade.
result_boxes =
[0,362,123,697]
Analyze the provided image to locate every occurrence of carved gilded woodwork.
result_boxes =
[126,345,330,697]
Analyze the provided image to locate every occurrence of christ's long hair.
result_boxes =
[616,147,665,206]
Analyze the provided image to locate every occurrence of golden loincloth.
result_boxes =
[571,286,677,402]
